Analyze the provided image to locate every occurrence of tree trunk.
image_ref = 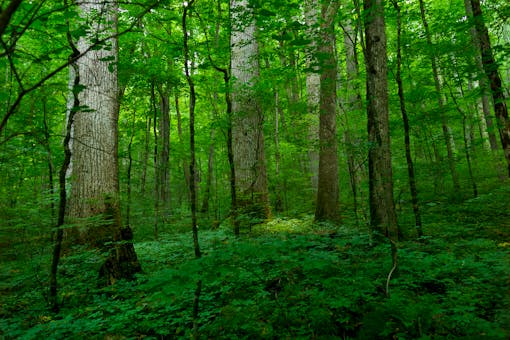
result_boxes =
[67,0,140,285]
[315,0,340,223]
[463,0,498,151]
[392,0,422,238]
[175,92,191,203]
[201,126,215,214]
[183,1,201,258]
[126,109,136,226]
[50,27,80,311]
[157,86,171,216]
[141,115,151,195]
[230,0,270,226]
[342,15,363,224]
[151,82,159,240]
[470,0,510,176]
[364,0,399,242]
[305,0,320,193]
[418,0,460,193]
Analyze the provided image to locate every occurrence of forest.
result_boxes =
[1,0,509,338]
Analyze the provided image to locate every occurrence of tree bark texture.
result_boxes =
[315,0,340,223]
[364,0,398,241]
[342,16,363,223]
[470,0,510,176]
[230,0,270,224]
[305,0,320,193]
[67,0,140,284]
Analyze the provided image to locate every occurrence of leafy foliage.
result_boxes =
[2,188,510,339]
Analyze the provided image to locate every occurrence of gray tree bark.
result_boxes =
[230,0,270,223]
[305,0,320,193]
[67,0,140,284]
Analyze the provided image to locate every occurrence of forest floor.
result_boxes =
[1,186,510,339]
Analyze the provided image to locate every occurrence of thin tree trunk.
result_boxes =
[183,1,201,258]
[341,15,363,224]
[42,100,56,224]
[151,82,159,240]
[463,0,498,151]
[175,93,191,202]
[50,28,80,311]
[470,0,510,176]
[418,0,460,193]
[392,0,422,238]
[141,115,151,195]
[126,109,136,226]
[274,87,283,212]
[203,0,238,233]
[157,86,171,216]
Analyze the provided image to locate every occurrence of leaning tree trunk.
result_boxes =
[363,0,399,243]
[230,0,270,225]
[470,0,510,176]
[68,0,140,285]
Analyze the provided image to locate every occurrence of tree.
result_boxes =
[363,0,398,242]
[230,0,270,227]
[314,0,340,223]
[183,0,201,258]
[418,0,460,193]
[67,0,140,284]
[304,0,320,193]
[469,0,510,176]
[391,0,422,237]
[463,0,498,151]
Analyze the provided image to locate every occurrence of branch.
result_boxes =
[0,0,23,37]
[0,0,163,136]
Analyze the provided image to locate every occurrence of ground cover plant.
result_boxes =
[1,186,509,339]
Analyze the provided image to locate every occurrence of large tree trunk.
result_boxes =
[315,1,340,223]
[68,0,140,284]
[470,0,510,176]
[364,0,398,242]
[230,0,270,225]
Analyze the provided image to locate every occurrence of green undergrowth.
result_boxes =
[1,189,510,339]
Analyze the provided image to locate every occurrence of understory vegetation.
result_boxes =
[1,185,509,339]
